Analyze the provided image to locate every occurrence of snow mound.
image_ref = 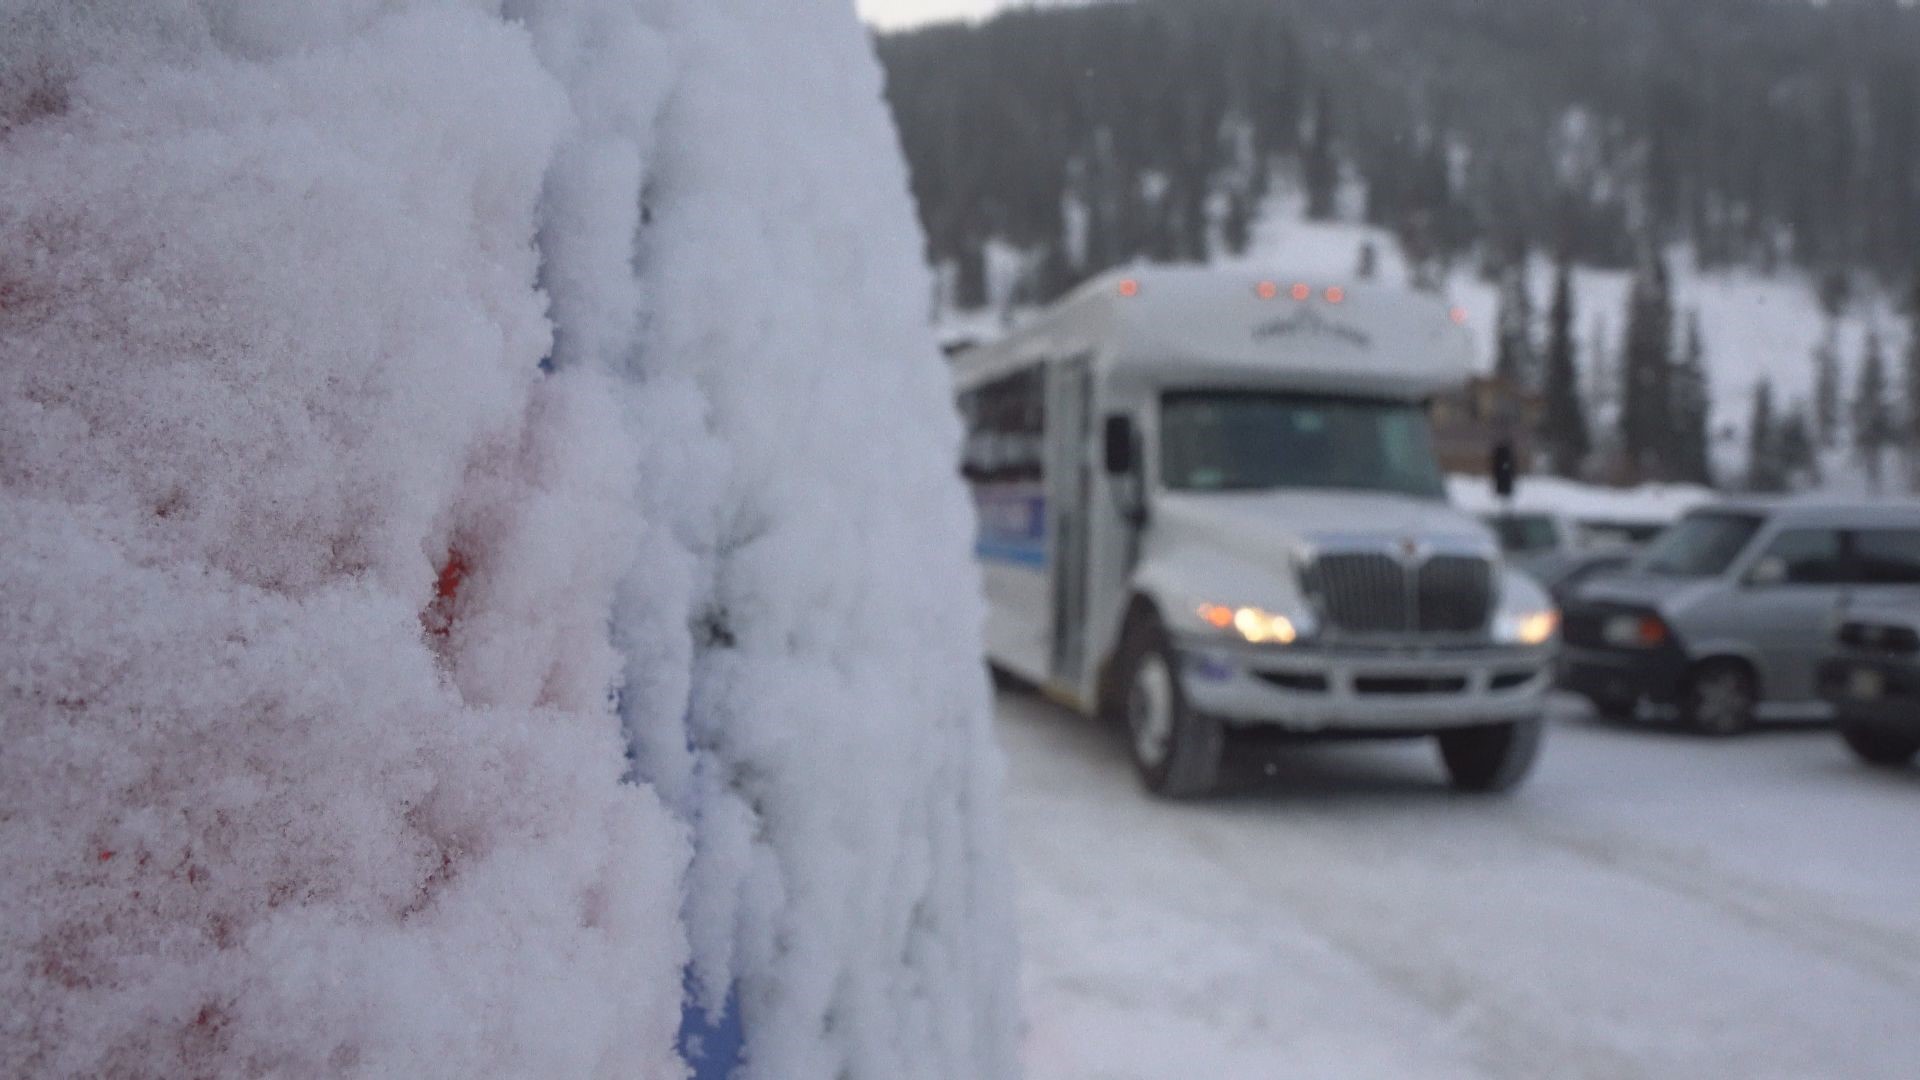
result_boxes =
[1448,475,1715,523]
[1,1,1015,1077]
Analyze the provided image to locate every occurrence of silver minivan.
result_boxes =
[1560,500,1920,734]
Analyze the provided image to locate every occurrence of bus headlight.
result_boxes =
[1196,603,1307,646]
[1493,609,1560,647]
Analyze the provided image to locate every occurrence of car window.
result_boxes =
[1567,555,1631,586]
[1758,528,1847,584]
[1851,528,1920,585]
[1640,512,1765,577]
[1487,513,1559,554]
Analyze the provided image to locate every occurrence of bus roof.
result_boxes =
[951,266,1475,401]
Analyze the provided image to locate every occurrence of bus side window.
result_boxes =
[962,367,1047,484]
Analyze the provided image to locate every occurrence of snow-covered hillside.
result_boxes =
[1231,193,1914,487]
[0,2,1015,1077]
[949,185,1912,492]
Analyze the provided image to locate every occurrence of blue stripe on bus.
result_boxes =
[976,540,1048,568]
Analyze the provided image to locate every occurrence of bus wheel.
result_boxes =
[1118,614,1223,798]
[1437,718,1544,793]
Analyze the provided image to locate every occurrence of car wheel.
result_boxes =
[1117,613,1223,799]
[1839,722,1920,767]
[1436,718,1544,793]
[1684,661,1757,736]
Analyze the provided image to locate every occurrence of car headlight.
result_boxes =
[1195,603,1311,645]
[1493,608,1560,647]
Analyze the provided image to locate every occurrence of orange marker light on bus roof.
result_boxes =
[1290,282,1311,301]
[1118,278,1141,297]
[1325,286,1346,304]
[1450,306,1470,325]
[1256,280,1280,300]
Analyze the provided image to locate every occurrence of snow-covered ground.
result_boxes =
[1002,689,1920,1080]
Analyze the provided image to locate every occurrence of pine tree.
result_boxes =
[1854,329,1893,488]
[1747,378,1783,492]
[1777,404,1821,488]
[1303,85,1338,222]
[1355,241,1379,281]
[1221,190,1253,256]
[1813,328,1842,447]
[1673,311,1715,485]
[1905,273,1920,488]
[1619,246,1675,480]
[1493,254,1537,391]
[1537,258,1590,477]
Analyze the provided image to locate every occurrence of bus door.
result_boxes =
[1047,355,1095,684]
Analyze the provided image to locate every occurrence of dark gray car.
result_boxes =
[1560,500,1920,734]
[1819,592,1920,766]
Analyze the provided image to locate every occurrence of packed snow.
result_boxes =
[1,2,1015,1077]
[1002,689,1920,1080]
[1446,475,1715,526]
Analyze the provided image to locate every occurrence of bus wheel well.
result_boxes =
[1098,596,1165,720]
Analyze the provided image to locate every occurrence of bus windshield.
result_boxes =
[1160,391,1446,498]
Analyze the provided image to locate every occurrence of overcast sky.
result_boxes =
[856,0,1006,30]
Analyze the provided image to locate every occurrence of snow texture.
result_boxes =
[0,2,1016,1077]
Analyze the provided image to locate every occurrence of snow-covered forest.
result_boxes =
[881,0,1920,494]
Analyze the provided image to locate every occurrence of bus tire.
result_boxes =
[1116,612,1223,798]
[1437,717,1544,793]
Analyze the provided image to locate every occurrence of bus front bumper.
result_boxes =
[1174,638,1554,733]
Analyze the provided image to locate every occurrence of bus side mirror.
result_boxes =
[1491,440,1517,500]
[1103,414,1136,475]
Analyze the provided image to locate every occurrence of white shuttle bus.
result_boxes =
[956,267,1559,797]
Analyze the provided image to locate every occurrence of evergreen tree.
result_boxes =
[1777,405,1821,488]
[1673,311,1715,485]
[1493,253,1537,391]
[1537,258,1590,477]
[1303,85,1339,221]
[955,241,988,311]
[1813,328,1842,447]
[1854,329,1894,488]
[1905,274,1920,478]
[1221,190,1253,256]
[1746,379,1784,492]
[1355,241,1379,281]
[1619,246,1675,480]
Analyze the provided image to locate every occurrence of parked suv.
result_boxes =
[1560,500,1920,734]
[1819,595,1920,766]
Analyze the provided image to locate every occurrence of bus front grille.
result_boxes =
[1304,553,1411,635]
[1305,552,1494,638]
[1417,556,1495,633]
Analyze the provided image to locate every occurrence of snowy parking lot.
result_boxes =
[1002,690,1920,1080]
